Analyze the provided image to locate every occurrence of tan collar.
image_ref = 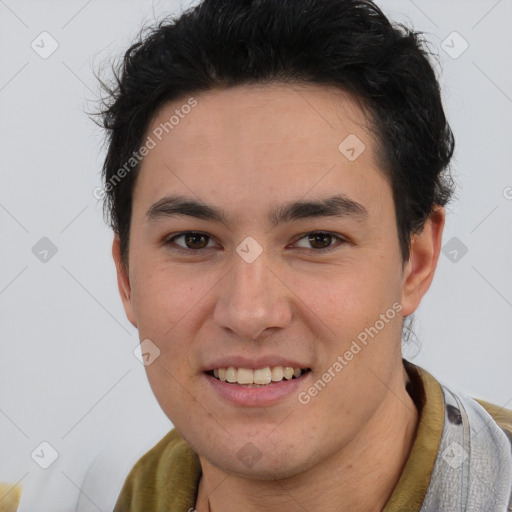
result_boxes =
[382,360,445,511]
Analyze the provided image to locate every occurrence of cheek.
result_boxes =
[144,361,200,429]
[288,255,404,381]
[289,255,399,328]
[130,262,207,335]
[130,263,221,385]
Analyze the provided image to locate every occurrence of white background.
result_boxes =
[0,0,511,510]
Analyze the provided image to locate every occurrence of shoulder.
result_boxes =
[474,398,512,443]
[405,359,512,444]
[113,428,201,512]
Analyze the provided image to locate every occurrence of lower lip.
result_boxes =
[203,372,311,407]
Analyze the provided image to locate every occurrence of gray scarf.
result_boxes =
[420,385,512,511]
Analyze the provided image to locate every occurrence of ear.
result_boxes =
[112,236,137,328]
[400,206,445,317]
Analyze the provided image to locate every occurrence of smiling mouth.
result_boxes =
[206,366,312,387]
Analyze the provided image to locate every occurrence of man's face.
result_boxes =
[114,83,434,479]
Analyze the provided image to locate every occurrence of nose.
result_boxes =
[213,251,293,341]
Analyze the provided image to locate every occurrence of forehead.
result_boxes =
[146,83,373,158]
[132,83,391,224]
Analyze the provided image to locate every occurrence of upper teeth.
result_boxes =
[213,366,304,385]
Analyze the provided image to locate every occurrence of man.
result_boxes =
[93,0,512,510]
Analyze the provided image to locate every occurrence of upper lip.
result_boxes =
[203,356,309,371]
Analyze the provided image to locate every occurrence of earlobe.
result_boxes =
[400,206,445,317]
[112,236,138,328]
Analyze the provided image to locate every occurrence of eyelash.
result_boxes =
[163,231,348,254]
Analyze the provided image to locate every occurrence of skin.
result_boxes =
[113,83,445,511]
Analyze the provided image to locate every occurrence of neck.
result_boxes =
[196,365,419,512]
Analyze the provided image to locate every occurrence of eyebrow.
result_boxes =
[145,193,369,226]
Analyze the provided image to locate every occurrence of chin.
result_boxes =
[204,448,316,481]
[194,429,325,480]
[178,416,328,479]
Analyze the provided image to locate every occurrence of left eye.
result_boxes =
[167,232,215,250]
[294,232,345,251]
